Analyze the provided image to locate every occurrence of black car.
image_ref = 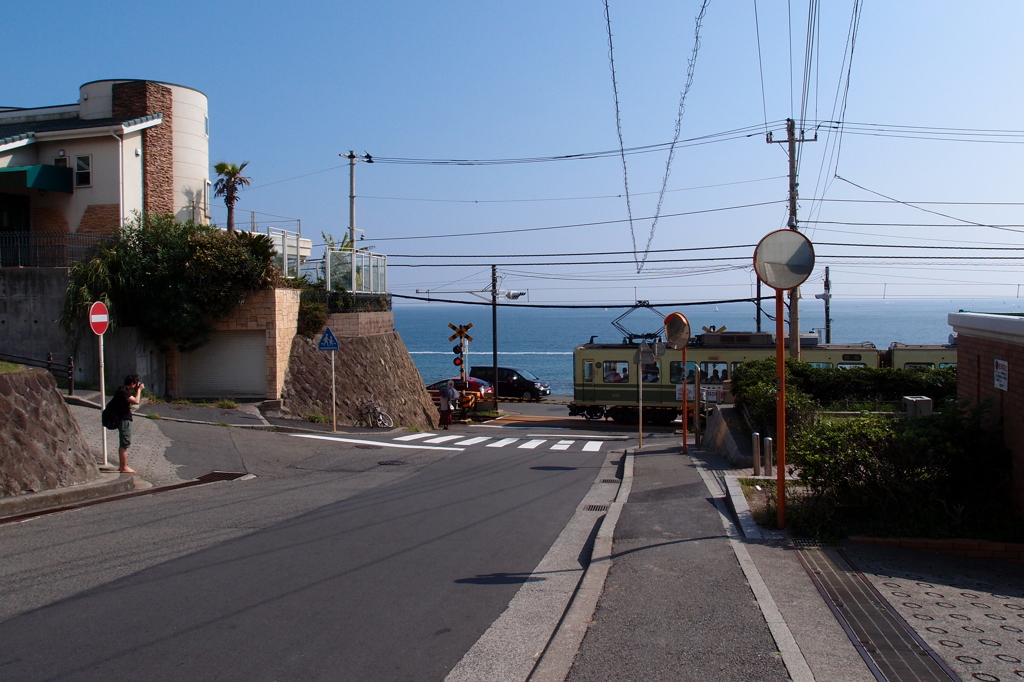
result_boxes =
[469,366,551,401]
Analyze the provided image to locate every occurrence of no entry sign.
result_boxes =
[89,301,109,336]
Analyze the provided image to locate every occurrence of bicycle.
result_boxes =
[358,398,394,428]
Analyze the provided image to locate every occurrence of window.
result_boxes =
[75,155,91,187]
[700,362,729,383]
[582,361,594,383]
[602,361,629,383]
[669,361,697,384]
[837,363,866,369]
[940,363,956,368]
[808,362,833,369]
[642,362,660,383]
[53,157,68,168]
[904,362,935,369]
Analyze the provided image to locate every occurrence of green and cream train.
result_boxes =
[568,330,956,424]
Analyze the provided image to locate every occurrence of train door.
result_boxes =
[582,359,596,401]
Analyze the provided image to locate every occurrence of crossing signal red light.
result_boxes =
[453,357,463,366]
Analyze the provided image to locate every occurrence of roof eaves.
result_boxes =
[0,132,36,152]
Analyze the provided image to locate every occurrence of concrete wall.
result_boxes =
[949,312,1024,514]
[168,84,210,224]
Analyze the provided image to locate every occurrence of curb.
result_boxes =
[64,395,102,409]
[527,448,635,682]
[0,473,136,520]
[724,474,763,540]
[848,535,1024,562]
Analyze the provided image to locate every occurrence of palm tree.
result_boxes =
[213,162,251,233]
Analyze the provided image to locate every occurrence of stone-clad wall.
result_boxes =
[282,331,439,431]
[0,368,99,497]
[112,81,173,215]
[327,311,394,338]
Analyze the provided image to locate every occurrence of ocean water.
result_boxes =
[393,299,1024,395]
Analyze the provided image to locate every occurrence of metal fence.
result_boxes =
[0,352,75,394]
[0,232,108,267]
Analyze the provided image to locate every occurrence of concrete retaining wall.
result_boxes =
[701,404,753,467]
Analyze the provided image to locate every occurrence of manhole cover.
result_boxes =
[585,504,609,512]
[378,460,407,466]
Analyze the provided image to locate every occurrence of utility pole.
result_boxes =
[341,151,373,250]
[491,265,499,408]
[815,266,832,343]
[767,118,815,359]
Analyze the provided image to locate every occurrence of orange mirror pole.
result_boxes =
[776,288,787,529]
[682,347,688,453]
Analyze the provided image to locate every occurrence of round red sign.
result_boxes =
[89,301,109,336]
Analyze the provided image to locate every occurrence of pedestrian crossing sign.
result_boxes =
[318,327,340,352]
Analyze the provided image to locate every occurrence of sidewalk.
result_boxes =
[555,443,1024,682]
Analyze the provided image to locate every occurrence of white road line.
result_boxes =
[518,439,547,449]
[454,437,491,446]
[291,434,463,451]
[582,441,604,452]
[424,435,463,444]
[550,440,575,451]
[393,433,436,441]
[486,438,520,448]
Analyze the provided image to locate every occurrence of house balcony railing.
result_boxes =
[325,248,387,295]
[0,232,108,267]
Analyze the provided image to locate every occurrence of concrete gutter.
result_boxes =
[0,473,136,520]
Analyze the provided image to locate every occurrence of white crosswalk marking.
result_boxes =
[582,440,604,452]
[486,438,520,448]
[454,437,491,446]
[393,433,436,441]
[424,435,462,444]
[518,439,547,449]
[550,440,575,451]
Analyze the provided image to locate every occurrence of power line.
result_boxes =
[363,199,786,241]
[391,293,761,309]
[752,0,769,135]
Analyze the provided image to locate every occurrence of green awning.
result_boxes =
[0,165,74,194]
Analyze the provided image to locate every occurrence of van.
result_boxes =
[469,366,551,401]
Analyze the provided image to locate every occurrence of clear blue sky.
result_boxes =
[7,1,1024,304]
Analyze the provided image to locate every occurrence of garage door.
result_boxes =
[178,331,268,398]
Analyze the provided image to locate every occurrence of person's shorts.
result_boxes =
[118,419,132,449]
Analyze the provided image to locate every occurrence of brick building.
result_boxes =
[0,79,210,256]
[948,312,1024,513]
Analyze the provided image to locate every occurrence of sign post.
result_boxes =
[664,313,691,453]
[318,327,340,432]
[753,229,815,529]
[89,301,110,468]
[632,341,656,448]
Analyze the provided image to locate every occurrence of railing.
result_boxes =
[301,289,391,314]
[0,232,108,267]
[0,352,75,394]
[325,248,387,294]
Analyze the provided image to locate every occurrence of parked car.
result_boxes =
[425,377,495,411]
[469,366,551,401]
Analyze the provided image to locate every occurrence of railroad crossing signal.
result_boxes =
[453,344,464,367]
[448,322,474,343]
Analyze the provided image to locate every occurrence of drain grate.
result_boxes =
[791,537,832,549]
[378,460,407,466]
[195,471,246,483]
[798,547,958,681]
[601,478,619,483]
[584,504,610,512]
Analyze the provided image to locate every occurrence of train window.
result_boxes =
[643,362,660,382]
[808,362,833,369]
[602,361,629,383]
[940,363,956,368]
[841,354,862,362]
[730,362,743,374]
[904,362,935,369]
[837,363,866,369]
[668,361,697,384]
[700,362,728,383]
[583,361,594,383]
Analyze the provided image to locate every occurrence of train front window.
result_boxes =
[669,361,697,383]
[583,361,594,383]
[643,362,660,383]
[602,361,629,383]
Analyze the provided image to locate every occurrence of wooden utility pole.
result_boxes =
[767,118,815,359]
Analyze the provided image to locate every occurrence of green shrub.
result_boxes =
[61,212,277,352]
[297,300,328,339]
[307,412,330,425]
[214,398,239,409]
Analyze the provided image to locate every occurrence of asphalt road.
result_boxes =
[0,421,619,681]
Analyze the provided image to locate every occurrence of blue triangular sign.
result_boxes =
[318,327,340,351]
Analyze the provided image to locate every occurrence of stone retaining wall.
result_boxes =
[327,311,394,338]
[0,368,99,497]
[282,331,438,431]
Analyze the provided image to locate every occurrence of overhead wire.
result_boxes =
[752,0,769,135]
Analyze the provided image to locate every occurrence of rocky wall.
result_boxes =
[282,331,439,431]
[0,368,99,497]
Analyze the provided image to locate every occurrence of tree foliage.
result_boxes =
[62,213,277,352]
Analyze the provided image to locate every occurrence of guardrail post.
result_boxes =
[68,356,75,396]
[752,431,761,475]
[763,436,773,477]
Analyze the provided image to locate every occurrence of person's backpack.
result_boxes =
[101,402,120,430]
